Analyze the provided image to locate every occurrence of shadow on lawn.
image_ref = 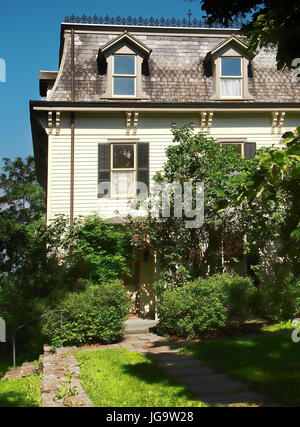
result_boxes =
[184,332,299,407]
[0,390,39,407]
[120,358,200,402]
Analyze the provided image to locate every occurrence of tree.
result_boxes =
[0,156,46,274]
[230,127,300,275]
[129,127,253,285]
[201,0,300,69]
[0,156,45,224]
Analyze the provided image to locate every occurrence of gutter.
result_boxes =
[31,101,300,113]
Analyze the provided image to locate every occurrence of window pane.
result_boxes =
[112,171,135,196]
[113,145,134,169]
[221,78,241,97]
[221,143,242,155]
[114,77,135,96]
[221,58,241,76]
[114,56,135,75]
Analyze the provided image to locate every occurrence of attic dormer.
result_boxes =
[98,32,152,98]
[206,36,257,100]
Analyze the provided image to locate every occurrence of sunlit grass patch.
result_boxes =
[76,348,207,407]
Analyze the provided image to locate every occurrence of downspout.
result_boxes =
[70,28,75,225]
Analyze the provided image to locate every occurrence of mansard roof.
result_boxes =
[43,21,300,104]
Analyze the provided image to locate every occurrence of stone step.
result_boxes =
[148,353,193,361]
[125,328,153,335]
[4,369,22,380]
[164,366,215,377]
[178,373,235,385]
[201,390,267,405]
[157,359,204,369]
[186,380,248,396]
[20,362,37,378]
[125,319,158,335]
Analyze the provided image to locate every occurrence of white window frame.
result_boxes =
[219,140,246,157]
[220,57,243,99]
[111,143,137,198]
[112,55,137,98]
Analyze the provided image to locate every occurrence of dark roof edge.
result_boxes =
[58,23,240,64]
[30,100,300,111]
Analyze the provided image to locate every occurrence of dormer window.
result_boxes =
[98,32,152,99]
[206,36,256,101]
[221,57,242,98]
[113,55,136,97]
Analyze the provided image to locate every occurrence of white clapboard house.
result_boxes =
[30,15,300,317]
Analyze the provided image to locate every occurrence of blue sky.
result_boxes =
[0,0,205,169]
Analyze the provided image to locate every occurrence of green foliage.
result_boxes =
[43,282,129,347]
[62,215,132,284]
[256,267,300,322]
[0,375,41,407]
[230,128,300,275]
[0,156,46,275]
[157,273,256,338]
[76,348,207,407]
[201,0,300,70]
[0,156,45,224]
[129,127,252,283]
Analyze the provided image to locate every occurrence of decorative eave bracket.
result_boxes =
[126,112,132,135]
[271,111,286,134]
[200,112,214,134]
[125,112,139,135]
[48,111,61,135]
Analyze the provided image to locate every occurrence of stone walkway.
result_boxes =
[3,329,278,407]
[77,332,276,407]
[118,333,272,406]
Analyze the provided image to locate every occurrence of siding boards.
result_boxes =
[47,113,300,221]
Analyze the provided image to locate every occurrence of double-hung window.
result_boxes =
[113,55,136,97]
[111,144,136,197]
[221,57,242,98]
[220,142,243,156]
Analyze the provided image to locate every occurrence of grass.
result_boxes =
[0,357,11,379]
[76,348,207,407]
[182,324,300,407]
[0,375,41,407]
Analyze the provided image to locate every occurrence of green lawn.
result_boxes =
[0,375,41,407]
[76,348,207,407]
[182,324,300,407]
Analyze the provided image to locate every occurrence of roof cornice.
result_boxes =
[30,100,300,113]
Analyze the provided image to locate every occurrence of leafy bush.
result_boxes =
[157,274,256,338]
[43,282,129,347]
[257,272,300,322]
[63,215,132,285]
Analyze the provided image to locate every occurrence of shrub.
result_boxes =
[257,272,300,322]
[205,273,256,322]
[157,273,256,338]
[64,215,132,285]
[43,282,129,347]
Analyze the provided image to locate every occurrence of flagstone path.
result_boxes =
[4,323,280,407]
[51,332,277,407]
[118,333,274,406]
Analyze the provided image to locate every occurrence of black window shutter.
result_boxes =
[137,142,149,195]
[98,143,111,198]
[244,142,256,159]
